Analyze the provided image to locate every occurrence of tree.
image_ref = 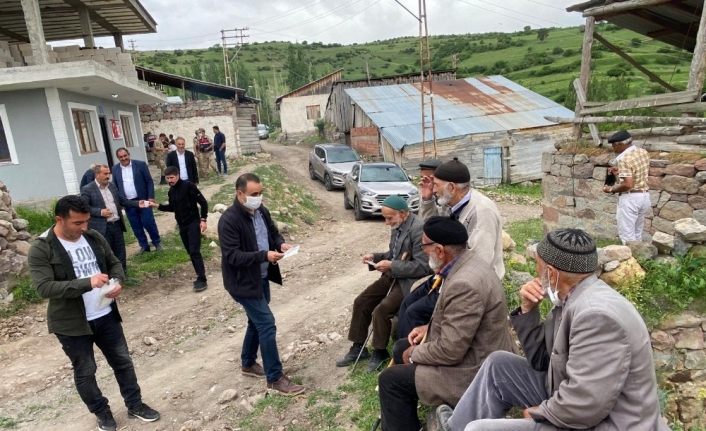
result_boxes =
[285,44,308,90]
[523,25,531,34]
[537,28,550,42]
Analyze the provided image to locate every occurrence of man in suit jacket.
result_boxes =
[419,157,504,279]
[166,137,198,184]
[437,228,668,431]
[378,216,514,431]
[112,147,161,253]
[336,195,431,372]
[81,164,139,271]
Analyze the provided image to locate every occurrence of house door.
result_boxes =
[483,147,502,185]
[99,117,114,167]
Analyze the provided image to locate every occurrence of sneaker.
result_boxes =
[241,362,265,378]
[193,280,208,292]
[436,404,453,431]
[154,244,163,252]
[266,375,306,396]
[335,343,370,367]
[127,403,160,422]
[96,407,116,431]
[367,349,391,372]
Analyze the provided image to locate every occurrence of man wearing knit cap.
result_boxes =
[336,195,431,372]
[603,130,651,244]
[436,228,667,431]
[378,216,514,431]
[419,157,504,279]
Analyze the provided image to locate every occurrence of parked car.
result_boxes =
[309,144,361,191]
[257,124,269,140]
[343,162,420,220]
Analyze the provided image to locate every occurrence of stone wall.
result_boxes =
[542,150,706,241]
[0,182,31,304]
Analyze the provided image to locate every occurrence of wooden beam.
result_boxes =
[656,102,706,112]
[580,90,699,115]
[582,0,674,17]
[676,134,706,144]
[0,25,29,43]
[593,32,677,92]
[641,141,706,152]
[631,8,696,39]
[575,16,595,140]
[573,79,601,145]
[688,3,706,92]
[545,115,706,126]
[598,126,686,137]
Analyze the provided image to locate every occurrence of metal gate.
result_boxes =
[483,147,502,185]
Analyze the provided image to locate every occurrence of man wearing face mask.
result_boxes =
[218,173,306,396]
[436,228,668,431]
[336,195,431,372]
[419,157,504,280]
[378,216,514,431]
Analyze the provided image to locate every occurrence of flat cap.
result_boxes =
[419,159,442,170]
[381,195,409,211]
[608,130,632,144]
[423,216,468,246]
[434,157,470,183]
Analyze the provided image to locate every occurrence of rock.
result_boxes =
[652,216,675,235]
[664,163,696,177]
[509,252,526,266]
[688,244,706,259]
[687,194,706,209]
[212,203,228,214]
[653,232,676,255]
[572,163,594,179]
[204,212,221,240]
[601,245,632,262]
[525,243,538,260]
[694,209,706,226]
[143,336,156,346]
[275,221,289,233]
[506,271,534,288]
[696,171,706,184]
[599,257,645,286]
[573,154,589,164]
[328,331,342,341]
[674,328,704,350]
[603,260,620,272]
[661,313,705,330]
[0,210,11,222]
[657,192,671,208]
[673,236,692,257]
[694,158,706,171]
[685,350,706,370]
[501,230,515,252]
[674,218,706,242]
[11,218,28,231]
[654,255,678,266]
[650,330,675,350]
[316,333,331,344]
[677,383,706,424]
[660,201,694,221]
[218,388,238,404]
[662,175,700,194]
[653,351,677,370]
[12,240,31,256]
[626,241,658,260]
[180,420,203,431]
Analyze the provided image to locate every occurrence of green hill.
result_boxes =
[133,23,694,125]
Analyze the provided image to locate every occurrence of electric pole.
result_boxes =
[220,28,250,87]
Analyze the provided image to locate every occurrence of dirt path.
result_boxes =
[0,143,540,431]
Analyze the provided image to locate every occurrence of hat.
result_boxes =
[381,195,409,211]
[423,216,468,245]
[434,157,470,183]
[608,130,631,144]
[536,228,597,274]
[419,159,442,170]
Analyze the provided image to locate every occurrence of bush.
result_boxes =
[314,118,326,136]
[552,47,564,55]
[15,205,54,235]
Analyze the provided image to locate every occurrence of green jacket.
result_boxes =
[28,227,124,336]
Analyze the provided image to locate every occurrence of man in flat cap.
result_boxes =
[418,159,442,178]
[602,130,651,244]
[419,157,504,279]
[336,195,431,371]
[436,228,668,431]
[378,216,514,431]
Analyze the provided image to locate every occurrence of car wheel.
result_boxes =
[309,164,316,180]
[344,190,353,209]
[324,174,333,191]
[353,196,366,221]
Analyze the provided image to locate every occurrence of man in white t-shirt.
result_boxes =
[28,196,160,431]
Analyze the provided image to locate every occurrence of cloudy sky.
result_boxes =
[62,0,586,50]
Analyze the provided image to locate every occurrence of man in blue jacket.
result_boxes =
[218,173,306,396]
[112,147,161,253]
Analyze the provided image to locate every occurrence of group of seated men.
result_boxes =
[335,158,668,431]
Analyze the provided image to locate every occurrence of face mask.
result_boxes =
[242,195,262,210]
[542,268,562,307]
[435,183,453,206]
[429,252,443,272]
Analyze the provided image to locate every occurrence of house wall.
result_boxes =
[280,94,328,135]
[0,89,67,201]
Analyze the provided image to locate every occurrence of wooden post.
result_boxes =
[573,79,601,145]
[581,0,672,17]
[574,16,595,139]
[687,4,706,94]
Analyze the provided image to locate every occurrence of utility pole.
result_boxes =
[417,0,437,158]
[452,54,458,69]
[365,59,371,85]
[128,39,136,52]
[220,27,249,87]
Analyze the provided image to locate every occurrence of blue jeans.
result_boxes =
[55,311,142,413]
[236,278,283,383]
[215,148,227,174]
[125,204,161,251]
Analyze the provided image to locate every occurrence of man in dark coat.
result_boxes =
[166,136,199,184]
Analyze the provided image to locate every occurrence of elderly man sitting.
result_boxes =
[378,216,514,431]
[336,195,431,372]
[437,228,669,431]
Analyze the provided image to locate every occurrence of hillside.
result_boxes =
[133,23,694,125]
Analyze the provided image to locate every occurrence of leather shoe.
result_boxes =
[266,375,306,396]
[241,362,265,378]
[335,343,370,367]
[367,349,390,372]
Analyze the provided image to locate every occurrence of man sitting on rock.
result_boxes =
[436,228,668,431]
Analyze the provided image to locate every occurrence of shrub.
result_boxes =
[15,205,54,235]
[552,47,564,55]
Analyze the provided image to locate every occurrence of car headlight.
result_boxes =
[408,189,419,196]
[360,189,375,197]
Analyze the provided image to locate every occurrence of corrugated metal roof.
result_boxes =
[344,75,574,150]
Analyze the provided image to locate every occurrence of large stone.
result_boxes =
[204,212,221,240]
[559,164,572,177]
[603,260,620,272]
[506,271,534,288]
[626,241,658,260]
[218,388,238,404]
[212,203,228,214]
[592,166,607,182]
[693,209,706,226]
[670,193,688,203]
[509,252,527,266]
[673,236,693,256]
[689,244,706,258]
[674,218,706,242]
[649,167,666,177]
[661,313,705,329]
[647,176,663,190]
[541,153,553,173]
[664,163,696,177]
[657,191,671,209]
[662,175,700,194]
[660,201,693,221]
[688,195,706,209]
[650,330,675,350]
[601,244,632,262]
[674,327,704,350]
[695,171,706,184]
[554,154,574,166]
[700,183,706,197]
[694,158,706,171]
[589,152,613,166]
[11,218,28,231]
[0,210,11,222]
[572,163,594,179]
[12,240,31,256]
[525,243,538,261]
[502,230,515,252]
[573,153,589,164]
[599,257,645,286]
[653,351,677,370]
[650,159,670,168]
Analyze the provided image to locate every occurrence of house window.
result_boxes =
[120,114,135,147]
[0,105,18,165]
[71,109,98,154]
[306,105,321,120]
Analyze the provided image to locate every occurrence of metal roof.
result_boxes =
[344,75,574,150]
[0,0,157,43]
[135,66,257,102]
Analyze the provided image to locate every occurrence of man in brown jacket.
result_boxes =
[377,216,514,431]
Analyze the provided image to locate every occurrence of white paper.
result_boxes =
[281,245,300,259]
[364,260,377,267]
[97,278,119,309]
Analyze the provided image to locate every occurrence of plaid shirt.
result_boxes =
[617,146,649,190]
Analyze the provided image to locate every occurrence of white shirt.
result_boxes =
[120,162,138,199]
[177,152,189,180]
[57,235,112,321]
[96,180,119,222]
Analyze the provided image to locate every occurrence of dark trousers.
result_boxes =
[179,220,206,281]
[55,311,142,414]
[236,278,283,383]
[379,364,420,431]
[397,282,438,341]
[215,148,227,174]
[392,338,411,365]
[125,204,161,251]
[104,221,126,272]
[347,272,404,350]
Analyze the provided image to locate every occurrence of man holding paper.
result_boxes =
[28,196,159,431]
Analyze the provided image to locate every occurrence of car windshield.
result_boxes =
[360,165,408,182]
[327,148,359,163]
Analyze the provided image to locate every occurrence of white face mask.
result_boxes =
[542,268,562,307]
[435,183,453,207]
[429,252,443,272]
[242,195,262,210]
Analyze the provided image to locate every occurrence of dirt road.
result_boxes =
[0,142,539,431]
